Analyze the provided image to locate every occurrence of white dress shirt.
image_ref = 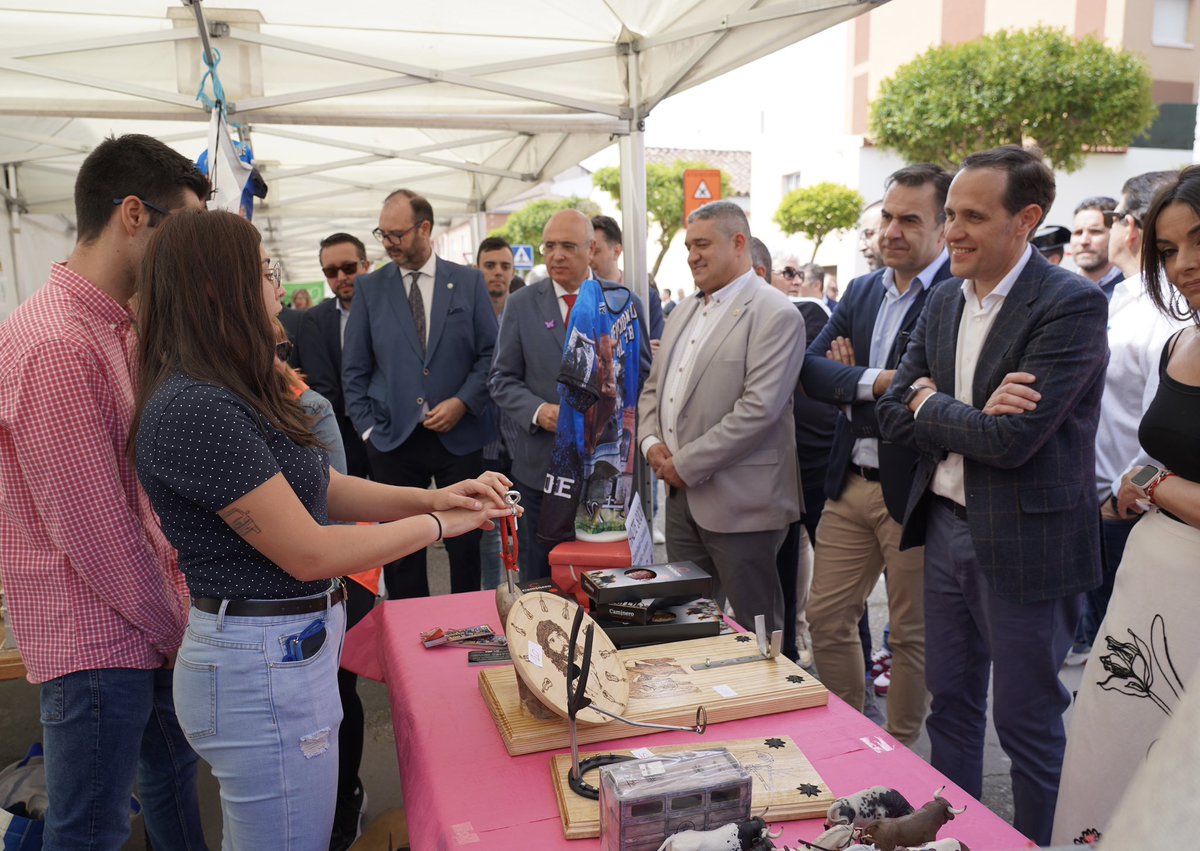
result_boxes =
[924,244,1033,506]
[1095,273,1186,500]
[641,269,756,457]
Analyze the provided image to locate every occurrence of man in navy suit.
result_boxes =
[876,146,1108,844]
[801,164,953,745]
[343,189,498,597]
[296,232,371,478]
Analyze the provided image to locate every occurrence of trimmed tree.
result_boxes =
[869,27,1156,173]
[493,196,600,264]
[593,161,734,280]
[774,183,864,262]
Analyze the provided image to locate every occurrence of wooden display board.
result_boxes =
[479,633,827,756]
[549,736,833,839]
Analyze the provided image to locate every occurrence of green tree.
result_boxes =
[869,27,1156,173]
[774,183,864,262]
[593,161,734,279]
[494,196,600,264]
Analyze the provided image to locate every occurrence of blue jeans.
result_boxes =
[174,592,346,851]
[480,524,503,590]
[39,667,207,851]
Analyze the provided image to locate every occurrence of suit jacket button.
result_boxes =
[423,368,430,376]
[417,397,425,405]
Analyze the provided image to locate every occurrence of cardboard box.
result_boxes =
[593,599,722,648]
[581,562,713,605]
[549,539,633,606]
[591,598,661,625]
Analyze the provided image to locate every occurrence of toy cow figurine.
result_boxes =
[798,824,856,850]
[825,786,915,828]
[655,817,783,851]
[858,787,966,851]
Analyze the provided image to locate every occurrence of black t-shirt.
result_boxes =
[136,371,329,599]
[1140,333,1200,484]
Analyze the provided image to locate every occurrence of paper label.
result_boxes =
[859,736,894,753]
[713,684,737,698]
[626,497,655,567]
[638,761,666,777]
[528,643,544,668]
[630,748,655,759]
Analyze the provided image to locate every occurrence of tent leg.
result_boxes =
[4,164,21,314]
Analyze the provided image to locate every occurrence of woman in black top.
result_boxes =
[132,210,515,850]
[1054,166,1200,844]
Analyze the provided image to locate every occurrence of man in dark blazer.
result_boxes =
[801,164,953,746]
[343,189,498,597]
[876,146,1109,845]
[296,232,371,478]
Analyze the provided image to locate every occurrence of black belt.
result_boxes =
[192,582,345,617]
[848,463,880,482]
[933,494,968,521]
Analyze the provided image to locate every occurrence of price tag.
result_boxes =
[638,761,666,777]
[630,748,655,759]
[713,684,737,698]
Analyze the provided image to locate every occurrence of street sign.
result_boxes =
[683,169,722,224]
[512,244,535,270]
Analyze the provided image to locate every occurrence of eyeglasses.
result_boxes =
[372,224,419,246]
[263,261,282,286]
[781,267,801,280]
[321,261,363,280]
[275,341,294,361]
[1103,209,1139,228]
[111,196,171,219]
[540,241,582,256]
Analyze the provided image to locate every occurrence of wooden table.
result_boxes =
[0,619,27,682]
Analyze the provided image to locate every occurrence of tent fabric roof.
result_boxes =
[0,0,882,273]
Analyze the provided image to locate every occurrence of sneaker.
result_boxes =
[869,647,893,678]
[873,670,890,697]
[1064,641,1092,667]
[329,783,368,851]
[652,527,666,544]
[796,628,814,669]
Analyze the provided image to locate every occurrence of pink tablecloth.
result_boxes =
[342,591,1033,851]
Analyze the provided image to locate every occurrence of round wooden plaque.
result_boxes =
[504,592,629,724]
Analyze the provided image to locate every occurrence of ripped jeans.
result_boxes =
[174,592,346,851]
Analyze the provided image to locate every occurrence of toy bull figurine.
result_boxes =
[858,787,966,851]
[902,840,971,851]
[655,816,783,851]
[797,823,855,850]
[825,786,915,828]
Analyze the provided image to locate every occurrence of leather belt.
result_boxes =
[848,463,880,482]
[933,494,968,521]
[192,582,345,617]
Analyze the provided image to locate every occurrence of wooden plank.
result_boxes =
[479,633,827,756]
[0,619,26,682]
[549,736,834,839]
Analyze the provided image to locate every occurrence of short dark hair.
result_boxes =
[687,200,750,239]
[75,134,210,244]
[318,232,367,263]
[800,262,825,285]
[1074,196,1117,216]
[959,145,1055,231]
[749,237,772,279]
[591,215,622,247]
[1121,171,1177,221]
[1141,165,1200,325]
[383,188,434,227]
[476,236,512,265]
[885,163,952,223]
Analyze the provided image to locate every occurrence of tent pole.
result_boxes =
[618,46,654,543]
[184,0,218,71]
[4,164,21,314]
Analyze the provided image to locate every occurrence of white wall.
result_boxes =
[0,213,75,320]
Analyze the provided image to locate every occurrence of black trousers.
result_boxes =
[336,579,375,800]
[366,427,484,598]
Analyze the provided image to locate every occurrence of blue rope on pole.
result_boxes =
[195,46,231,121]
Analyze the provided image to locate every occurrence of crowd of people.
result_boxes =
[0,130,1195,850]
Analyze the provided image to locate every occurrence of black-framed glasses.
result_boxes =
[372,224,418,245]
[111,196,171,218]
[781,267,801,280]
[1103,209,1139,228]
[321,261,363,279]
[275,341,294,361]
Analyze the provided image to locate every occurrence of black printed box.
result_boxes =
[580,561,713,605]
[590,598,662,625]
[593,599,723,648]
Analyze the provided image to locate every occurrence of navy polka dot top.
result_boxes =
[136,371,329,600]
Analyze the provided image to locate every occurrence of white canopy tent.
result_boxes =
[0,0,885,310]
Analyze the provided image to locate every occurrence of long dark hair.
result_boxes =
[131,210,320,455]
[1142,164,1200,326]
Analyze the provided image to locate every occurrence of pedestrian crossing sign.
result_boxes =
[512,244,534,270]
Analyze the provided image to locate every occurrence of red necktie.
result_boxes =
[563,293,578,325]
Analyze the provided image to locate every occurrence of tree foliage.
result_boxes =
[593,161,734,279]
[494,196,600,264]
[773,183,864,262]
[869,27,1156,173]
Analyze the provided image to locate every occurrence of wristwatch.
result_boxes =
[902,383,935,406]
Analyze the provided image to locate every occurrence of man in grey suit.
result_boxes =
[639,201,805,636]
[876,146,1109,844]
[343,189,498,598]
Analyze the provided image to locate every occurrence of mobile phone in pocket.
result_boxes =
[282,617,327,662]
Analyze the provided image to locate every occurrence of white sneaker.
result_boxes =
[796,632,814,669]
[652,528,666,544]
[1064,642,1092,667]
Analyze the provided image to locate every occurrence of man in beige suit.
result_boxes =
[639,201,806,634]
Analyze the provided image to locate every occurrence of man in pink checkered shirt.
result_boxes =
[0,135,211,850]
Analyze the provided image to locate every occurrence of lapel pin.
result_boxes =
[733,308,742,316]
[545,320,556,329]
[447,283,454,290]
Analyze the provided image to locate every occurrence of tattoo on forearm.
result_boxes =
[219,507,261,537]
